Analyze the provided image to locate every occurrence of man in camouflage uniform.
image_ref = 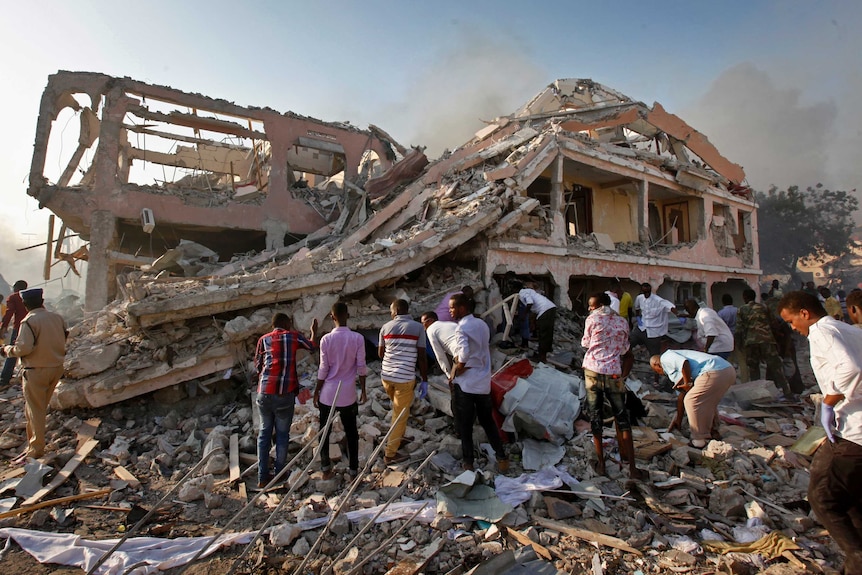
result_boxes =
[736,288,789,394]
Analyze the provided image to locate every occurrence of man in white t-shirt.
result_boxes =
[778,291,862,573]
[631,282,677,359]
[421,310,462,435]
[683,299,734,359]
[514,282,556,364]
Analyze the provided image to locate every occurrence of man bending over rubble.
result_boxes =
[378,299,427,465]
[254,312,318,488]
[513,281,556,364]
[421,310,461,435]
[314,302,366,480]
[1,288,66,462]
[581,292,640,478]
[778,291,862,574]
[649,350,736,449]
[449,292,509,473]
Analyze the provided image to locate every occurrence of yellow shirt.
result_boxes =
[619,292,633,319]
[824,297,842,319]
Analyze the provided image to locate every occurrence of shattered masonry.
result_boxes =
[27,73,761,409]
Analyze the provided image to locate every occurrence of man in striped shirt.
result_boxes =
[378,299,427,464]
[254,312,319,487]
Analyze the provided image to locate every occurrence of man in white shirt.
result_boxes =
[604,290,621,314]
[683,299,734,359]
[421,310,462,435]
[514,282,557,364]
[631,283,677,358]
[449,293,508,473]
[778,291,862,573]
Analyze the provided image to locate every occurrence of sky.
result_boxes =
[1,0,860,297]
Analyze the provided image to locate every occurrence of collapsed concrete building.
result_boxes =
[26,72,760,409]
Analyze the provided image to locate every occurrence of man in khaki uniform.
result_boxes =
[0,288,66,461]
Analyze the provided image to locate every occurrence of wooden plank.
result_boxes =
[113,466,141,489]
[635,425,660,442]
[634,441,673,459]
[534,517,643,556]
[229,433,240,483]
[76,418,101,450]
[0,488,110,520]
[0,467,26,482]
[504,526,554,561]
[23,438,99,506]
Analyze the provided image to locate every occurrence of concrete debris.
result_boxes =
[3,72,842,574]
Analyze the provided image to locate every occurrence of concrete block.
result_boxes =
[591,232,616,251]
[725,380,780,408]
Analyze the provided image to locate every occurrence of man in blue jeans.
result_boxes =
[1,280,28,387]
[254,312,318,488]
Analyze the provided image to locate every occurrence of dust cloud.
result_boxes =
[384,28,548,156]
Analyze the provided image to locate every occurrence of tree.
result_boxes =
[756,184,858,275]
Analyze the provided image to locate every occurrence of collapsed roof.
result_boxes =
[32,75,758,408]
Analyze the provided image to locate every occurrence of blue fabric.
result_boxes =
[660,349,732,385]
[256,392,296,483]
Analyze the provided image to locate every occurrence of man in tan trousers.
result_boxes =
[650,350,736,448]
[0,288,67,461]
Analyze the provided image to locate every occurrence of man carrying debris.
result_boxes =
[421,310,461,435]
[649,350,736,448]
[314,302,366,480]
[513,281,556,363]
[683,299,734,359]
[0,280,28,388]
[448,293,509,472]
[0,288,66,461]
[378,299,427,465]
[254,312,319,488]
[581,292,640,478]
[735,289,789,394]
[778,291,862,573]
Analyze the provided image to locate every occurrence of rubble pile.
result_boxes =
[5,73,830,573]
[0,332,849,574]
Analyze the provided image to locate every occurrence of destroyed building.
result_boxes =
[6,73,852,575]
[26,72,760,409]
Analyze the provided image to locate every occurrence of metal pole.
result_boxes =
[290,407,410,575]
[176,383,344,575]
[345,502,430,575]
[323,450,438,575]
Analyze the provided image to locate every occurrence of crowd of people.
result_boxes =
[1,273,859,572]
[130,276,862,571]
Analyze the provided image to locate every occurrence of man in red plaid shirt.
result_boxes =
[254,312,319,487]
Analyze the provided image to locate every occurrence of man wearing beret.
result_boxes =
[0,288,67,461]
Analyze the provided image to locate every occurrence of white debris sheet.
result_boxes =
[520,438,566,470]
[499,364,585,444]
[0,501,436,574]
[494,466,580,507]
[0,527,253,574]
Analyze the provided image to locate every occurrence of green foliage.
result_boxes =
[756,184,858,274]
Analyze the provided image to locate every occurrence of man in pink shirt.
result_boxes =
[581,292,641,478]
[314,302,367,480]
